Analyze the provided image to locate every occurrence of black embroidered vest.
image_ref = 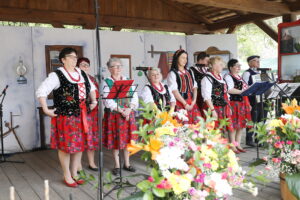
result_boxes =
[147,84,171,111]
[246,68,258,105]
[53,70,91,116]
[171,69,194,100]
[246,68,258,86]
[229,75,243,102]
[206,74,227,107]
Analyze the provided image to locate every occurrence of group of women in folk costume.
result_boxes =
[37,47,252,187]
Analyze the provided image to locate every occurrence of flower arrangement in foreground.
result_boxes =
[255,99,300,199]
[121,102,260,200]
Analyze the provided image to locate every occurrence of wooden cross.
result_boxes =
[147,44,183,58]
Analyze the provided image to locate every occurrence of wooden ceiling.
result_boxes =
[0,0,299,36]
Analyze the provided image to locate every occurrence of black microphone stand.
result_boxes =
[0,86,24,164]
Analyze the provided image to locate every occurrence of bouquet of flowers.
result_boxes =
[122,102,259,200]
[255,99,300,199]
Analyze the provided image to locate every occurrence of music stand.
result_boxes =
[241,81,275,160]
[102,79,137,197]
[0,86,24,164]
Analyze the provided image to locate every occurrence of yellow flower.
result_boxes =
[267,119,284,129]
[144,137,163,160]
[282,99,300,114]
[127,140,143,156]
[227,150,239,172]
[155,126,175,137]
[156,111,181,127]
[168,174,191,195]
[211,160,219,171]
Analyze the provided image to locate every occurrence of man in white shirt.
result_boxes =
[242,55,260,147]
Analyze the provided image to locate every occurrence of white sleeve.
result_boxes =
[36,72,60,98]
[224,75,234,91]
[167,71,178,92]
[201,76,212,102]
[168,86,176,103]
[102,80,118,111]
[87,76,96,92]
[139,86,154,104]
[242,71,250,84]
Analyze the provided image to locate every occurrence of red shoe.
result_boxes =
[73,176,85,185]
[237,147,246,153]
[233,150,240,154]
[64,179,78,188]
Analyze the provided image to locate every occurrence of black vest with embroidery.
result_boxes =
[246,68,258,105]
[206,74,227,107]
[229,75,243,102]
[246,68,258,86]
[171,69,194,100]
[147,84,171,111]
[190,64,206,85]
[53,70,91,116]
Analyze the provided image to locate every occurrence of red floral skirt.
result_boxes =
[230,99,252,129]
[86,107,99,151]
[50,115,87,153]
[214,104,234,132]
[102,111,138,150]
[176,101,201,124]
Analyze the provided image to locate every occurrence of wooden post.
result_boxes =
[10,187,15,200]
[45,180,49,200]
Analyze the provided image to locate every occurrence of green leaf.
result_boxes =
[189,167,197,177]
[121,191,144,200]
[151,168,159,181]
[285,173,300,199]
[137,180,151,192]
[117,188,123,199]
[105,171,113,183]
[152,188,165,198]
[143,191,153,200]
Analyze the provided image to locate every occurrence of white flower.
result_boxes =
[172,109,189,121]
[156,146,189,171]
[204,173,232,197]
[252,187,258,196]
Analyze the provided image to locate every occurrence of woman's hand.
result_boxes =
[89,102,97,110]
[212,110,218,119]
[43,108,57,117]
[185,104,193,111]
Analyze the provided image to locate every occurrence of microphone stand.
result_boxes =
[0,87,24,164]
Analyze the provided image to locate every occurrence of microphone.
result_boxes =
[135,66,153,71]
[0,85,8,97]
[257,68,271,71]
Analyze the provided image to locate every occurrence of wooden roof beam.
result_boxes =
[207,13,274,31]
[0,7,208,33]
[159,0,213,24]
[254,20,278,42]
[226,25,237,34]
[173,0,291,15]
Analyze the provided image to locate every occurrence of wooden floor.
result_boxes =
[0,146,281,200]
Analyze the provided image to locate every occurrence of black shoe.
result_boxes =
[123,165,136,172]
[246,141,256,147]
[112,168,120,176]
[88,165,98,171]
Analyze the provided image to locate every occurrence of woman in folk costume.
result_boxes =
[167,49,201,124]
[77,57,99,170]
[201,57,234,141]
[102,57,138,176]
[139,68,176,111]
[190,52,210,116]
[224,59,252,153]
[36,47,97,187]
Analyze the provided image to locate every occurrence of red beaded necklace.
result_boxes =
[63,67,81,82]
[151,82,164,92]
[230,73,241,80]
[212,72,222,80]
